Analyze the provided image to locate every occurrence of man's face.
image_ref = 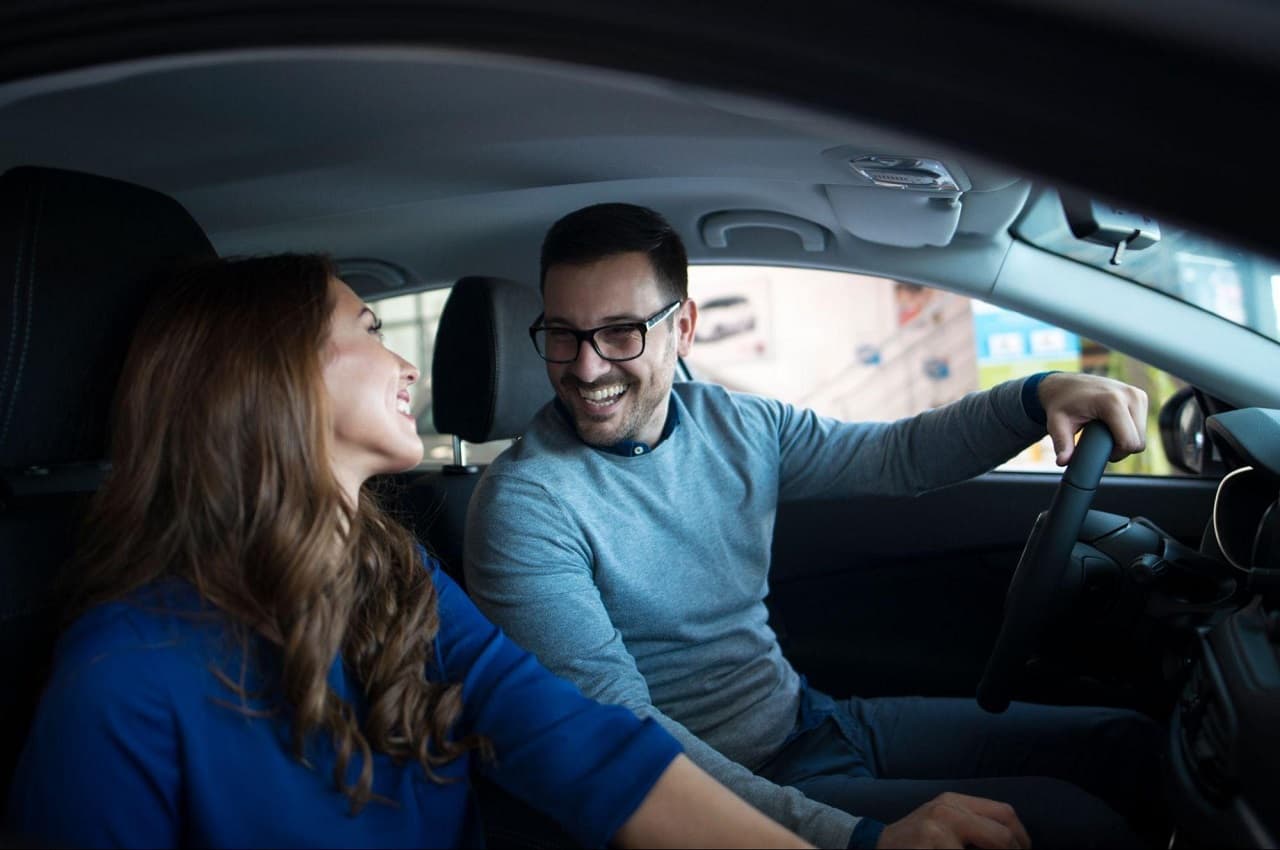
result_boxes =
[541,251,696,448]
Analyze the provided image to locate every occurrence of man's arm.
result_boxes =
[464,471,866,849]
[762,373,1145,502]
[765,377,1042,502]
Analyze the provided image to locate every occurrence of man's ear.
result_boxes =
[676,299,698,358]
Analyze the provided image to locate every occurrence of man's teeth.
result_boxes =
[396,399,412,415]
[580,384,626,403]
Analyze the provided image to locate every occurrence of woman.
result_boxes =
[4,255,810,849]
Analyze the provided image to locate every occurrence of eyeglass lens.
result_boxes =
[534,325,645,362]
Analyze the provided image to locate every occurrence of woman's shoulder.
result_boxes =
[50,580,233,699]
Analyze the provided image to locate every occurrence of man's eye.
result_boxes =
[598,326,641,345]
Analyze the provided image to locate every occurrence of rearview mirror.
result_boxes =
[1058,189,1160,265]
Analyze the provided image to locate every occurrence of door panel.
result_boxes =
[767,471,1218,700]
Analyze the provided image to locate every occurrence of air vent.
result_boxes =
[849,155,961,193]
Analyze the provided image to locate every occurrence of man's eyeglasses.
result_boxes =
[529,300,683,363]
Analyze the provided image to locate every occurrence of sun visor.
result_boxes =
[825,184,961,248]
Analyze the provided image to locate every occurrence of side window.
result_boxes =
[369,288,515,468]
[684,266,1186,476]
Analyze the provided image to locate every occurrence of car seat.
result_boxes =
[0,165,216,805]
[391,275,549,587]
[391,276,581,848]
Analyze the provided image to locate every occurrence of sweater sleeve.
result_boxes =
[5,624,182,849]
[464,475,864,849]
[427,553,681,848]
[757,376,1046,502]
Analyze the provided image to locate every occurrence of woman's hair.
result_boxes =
[70,254,483,811]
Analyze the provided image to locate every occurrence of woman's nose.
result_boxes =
[399,355,419,384]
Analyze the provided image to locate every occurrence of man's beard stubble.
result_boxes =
[561,341,676,447]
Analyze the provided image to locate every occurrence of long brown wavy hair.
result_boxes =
[70,254,484,811]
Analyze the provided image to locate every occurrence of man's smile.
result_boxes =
[578,382,629,408]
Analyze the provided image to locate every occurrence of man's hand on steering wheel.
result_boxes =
[1038,373,1148,466]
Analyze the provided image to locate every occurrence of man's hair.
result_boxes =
[540,202,688,301]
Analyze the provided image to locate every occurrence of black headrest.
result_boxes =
[431,276,551,443]
[0,166,216,474]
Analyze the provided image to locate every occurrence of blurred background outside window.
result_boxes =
[374,265,1190,475]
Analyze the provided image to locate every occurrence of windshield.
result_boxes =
[1014,188,1280,344]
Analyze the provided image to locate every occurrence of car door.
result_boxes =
[767,470,1217,702]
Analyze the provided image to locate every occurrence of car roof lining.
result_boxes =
[2,45,1278,409]
[0,48,1025,280]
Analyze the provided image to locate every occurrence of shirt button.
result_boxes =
[633,446,644,455]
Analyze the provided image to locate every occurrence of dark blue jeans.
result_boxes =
[755,688,1167,849]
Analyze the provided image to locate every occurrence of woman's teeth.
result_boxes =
[396,398,412,415]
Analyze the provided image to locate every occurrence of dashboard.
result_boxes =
[1168,408,1279,847]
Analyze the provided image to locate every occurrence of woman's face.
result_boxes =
[322,277,423,499]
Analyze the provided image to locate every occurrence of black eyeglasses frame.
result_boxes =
[528,299,683,363]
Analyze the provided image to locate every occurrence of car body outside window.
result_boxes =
[684,265,1187,476]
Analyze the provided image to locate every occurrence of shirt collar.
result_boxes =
[553,393,680,457]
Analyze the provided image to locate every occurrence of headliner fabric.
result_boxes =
[0,166,216,470]
[431,276,550,443]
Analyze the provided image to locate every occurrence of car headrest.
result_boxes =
[431,276,550,443]
[0,166,216,475]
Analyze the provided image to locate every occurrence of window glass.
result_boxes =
[685,266,1186,475]
[1014,189,1280,343]
[369,287,515,468]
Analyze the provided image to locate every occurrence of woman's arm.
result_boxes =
[429,556,810,848]
[614,754,813,849]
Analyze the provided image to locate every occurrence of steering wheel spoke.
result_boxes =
[977,421,1115,712]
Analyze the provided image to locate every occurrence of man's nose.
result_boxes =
[569,337,612,381]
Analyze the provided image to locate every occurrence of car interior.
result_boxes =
[1,10,1278,848]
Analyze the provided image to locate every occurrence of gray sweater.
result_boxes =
[464,380,1044,848]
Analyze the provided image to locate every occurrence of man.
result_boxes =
[465,203,1162,849]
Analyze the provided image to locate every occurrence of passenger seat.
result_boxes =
[0,165,216,805]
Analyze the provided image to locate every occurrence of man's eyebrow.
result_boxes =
[543,312,643,326]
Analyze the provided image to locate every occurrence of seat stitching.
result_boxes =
[0,182,43,448]
[0,181,35,434]
[486,286,500,434]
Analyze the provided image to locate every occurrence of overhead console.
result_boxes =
[818,145,1026,248]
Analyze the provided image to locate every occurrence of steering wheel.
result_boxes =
[977,421,1115,713]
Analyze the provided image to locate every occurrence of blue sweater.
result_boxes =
[5,556,681,848]
[465,379,1045,848]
